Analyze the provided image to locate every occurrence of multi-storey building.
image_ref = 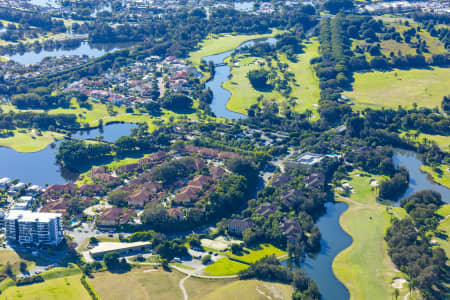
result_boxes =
[5,211,63,246]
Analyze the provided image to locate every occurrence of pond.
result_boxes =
[0,123,137,186]
[393,148,450,203]
[282,202,352,300]
[5,42,134,65]
[204,37,277,120]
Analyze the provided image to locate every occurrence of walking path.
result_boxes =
[179,274,191,300]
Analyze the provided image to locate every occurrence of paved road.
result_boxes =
[179,274,191,300]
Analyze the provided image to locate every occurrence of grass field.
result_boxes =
[225,244,286,264]
[203,257,248,276]
[224,38,320,116]
[89,268,184,300]
[333,170,410,300]
[196,279,293,300]
[0,274,90,300]
[0,130,64,152]
[435,204,450,259]
[0,250,36,276]
[421,165,450,188]
[188,30,282,67]
[344,67,450,109]
[401,131,450,153]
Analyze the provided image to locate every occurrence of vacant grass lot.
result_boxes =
[344,67,450,109]
[198,279,293,300]
[225,244,286,264]
[185,277,236,300]
[188,30,282,67]
[0,274,90,300]
[224,38,320,116]
[90,268,184,300]
[333,170,409,300]
[203,257,248,276]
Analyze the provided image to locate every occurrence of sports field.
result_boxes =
[333,171,410,300]
[344,67,450,109]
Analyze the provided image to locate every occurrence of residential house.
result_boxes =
[79,184,105,196]
[280,219,303,243]
[142,181,163,193]
[45,183,77,198]
[97,208,135,226]
[128,189,152,208]
[175,185,202,203]
[117,163,141,174]
[168,208,185,221]
[228,218,254,235]
[209,166,227,180]
[271,173,294,188]
[256,202,278,217]
[305,173,325,190]
[0,177,11,190]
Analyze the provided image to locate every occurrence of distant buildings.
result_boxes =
[284,152,324,169]
[228,218,254,235]
[5,211,64,246]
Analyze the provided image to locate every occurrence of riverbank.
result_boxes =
[333,170,410,300]
[0,130,64,153]
[188,30,283,68]
[223,38,320,117]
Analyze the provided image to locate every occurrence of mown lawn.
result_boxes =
[89,268,184,300]
[344,67,450,109]
[420,165,450,189]
[188,30,282,67]
[225,244,286,264]
[198,279,293,300]
[435,204,450,261]
[400,131,450,153]
[224,38,320,116]
[202,258,248,276]
[333,170,410,300]
[0,274,90,300]
[0,130,64,153]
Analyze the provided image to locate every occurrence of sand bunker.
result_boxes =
[392,278,406,289]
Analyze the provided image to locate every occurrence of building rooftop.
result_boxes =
[89,241,151,255]
[5,210,62,222]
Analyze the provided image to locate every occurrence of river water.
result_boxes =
[203,37,276,119]
[0,123,137,186]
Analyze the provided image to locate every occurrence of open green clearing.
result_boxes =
[344,67,450,109]
[401,131,450,153]
[90,267,185,300]
[421,165,450,189]
[197,279,293,300]
[224,38,320,116]
[435,204,450,259]
[0,274,90,300]
[333,170,409,300]
[225,244,286,264]
[0,130,64,152]
[188,30,282,67]
[203,257,248,276]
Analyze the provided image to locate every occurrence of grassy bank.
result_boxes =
[224,38,320,116]
[225,244,286,264]
[344,67,450,109]
[188,30,282,67]
[435,204,450,259]
[0,130,64,152]
[421,165,450,189]
[333,170,409,300]
[203,258,248,276]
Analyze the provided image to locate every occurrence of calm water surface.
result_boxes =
[204,37,276,119]
[0,123,137,185]
[282,202,351,300]
[393,148,450,203]
[6,42,133,65]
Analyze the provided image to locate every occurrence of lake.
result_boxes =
[204,37,276,120]
[6,42,134,65]
[0,123,137,186]
[393,148,450,203]
[282,202,352,300]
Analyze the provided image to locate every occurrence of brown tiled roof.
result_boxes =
[175,185,202,202]
[168,208,184,217]
[188,175,212,188]
[79,184,105,194]
[45,183,77,196]
[40,198,68,214]
[142,181,163,192]
[128,189,152,207]
[209,166,227,179]
[117,163,140,174]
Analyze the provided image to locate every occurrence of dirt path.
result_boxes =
[179,274,191,300]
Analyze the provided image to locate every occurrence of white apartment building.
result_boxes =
[5,211,64,246]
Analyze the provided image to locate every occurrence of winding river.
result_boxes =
[203,37,276,119]
[0,123,137,186]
